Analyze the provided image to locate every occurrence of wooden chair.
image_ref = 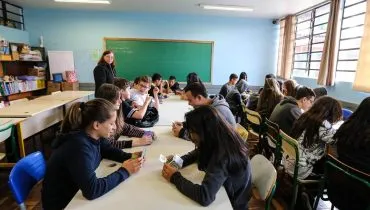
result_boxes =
[235,123,249,143]
[242,105,265,154]
[265,119,282,168]
[280,130,320,210]
[313,154,370,210]
[250,154,278,210]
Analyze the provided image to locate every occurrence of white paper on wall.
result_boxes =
[48,51,75,80]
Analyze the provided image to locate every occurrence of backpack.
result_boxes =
[126,107,159,128]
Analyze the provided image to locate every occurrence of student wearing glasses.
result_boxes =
[130,76,160,110]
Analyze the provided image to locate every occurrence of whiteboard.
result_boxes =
[48,51,75,80]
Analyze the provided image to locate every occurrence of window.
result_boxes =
[0,1,24,30]
[336,0,367,82]
[292,3,331,79]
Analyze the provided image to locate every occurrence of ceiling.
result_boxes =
[9,0,327,19]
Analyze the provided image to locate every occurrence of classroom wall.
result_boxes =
[294,77,370,104]
[24,9,278,84]
[0,25,29,43]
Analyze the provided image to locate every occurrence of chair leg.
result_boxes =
[20,203,26,210]
[290,182,299,210]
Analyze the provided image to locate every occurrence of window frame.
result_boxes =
[0,0,24,30]
[292,2,331,79]
[335,0,367,81]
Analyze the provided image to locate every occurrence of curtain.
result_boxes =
[317,0,340,86]
[277,15,296,79]
[353,0,370,92]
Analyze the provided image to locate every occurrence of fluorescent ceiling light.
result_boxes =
[54,0,111,4]
[199,4,253,12]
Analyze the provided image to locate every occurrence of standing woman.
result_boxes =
[94,50,117,96]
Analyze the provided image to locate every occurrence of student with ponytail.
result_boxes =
[42,99,144,210]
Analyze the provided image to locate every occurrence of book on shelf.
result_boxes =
[0,79,45,96]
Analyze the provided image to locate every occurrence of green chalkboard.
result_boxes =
[105,38,213,82]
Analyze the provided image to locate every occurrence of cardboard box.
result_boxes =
[47,81,61,94]
[28,68,45,77]
[61,81,79,91]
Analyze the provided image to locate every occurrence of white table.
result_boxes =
[67,126,233,209]
[157,94,192,126]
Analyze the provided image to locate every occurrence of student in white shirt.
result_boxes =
[130,76,159,110]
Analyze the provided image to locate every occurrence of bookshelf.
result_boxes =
[0,44,48,102]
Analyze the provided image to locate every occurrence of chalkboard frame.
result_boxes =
[103,37,214,83]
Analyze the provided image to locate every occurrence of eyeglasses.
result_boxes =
[139,83,150,89]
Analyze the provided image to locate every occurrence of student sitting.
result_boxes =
[42,99,144,210]
[96,84,154,148]
[163,75,181,94]
[269,86,316,135]
[225,89,243,118]
[256,78,284,118]
[286,96,342,180]
[162,106,251,210]
[114,78,151,121]
[282,79,298,97]
[313,87,328,100]
[149,73,165,97]
[334,97,370,173]
[219,73,238,98]
[235,72,248,93]
[181,72,206,100]
[130,76,159,110]
[172,82,236,139]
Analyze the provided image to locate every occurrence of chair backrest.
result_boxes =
[243,107,262,126]
[8,151,46,205]
[235,123,249,142]
[251,154,277,200]
[9,98,29,106]
[0,123,13,144]
[280,130,299,161]
[324,155,370,210]
[265,119,280,145]
[342,108,353,121]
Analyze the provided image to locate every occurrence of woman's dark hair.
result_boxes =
[184,106,249,174]
[283,79,298,97]
[114,77,130,91]
[186,72,203,86]
[257,78,284,117]
[98,50,115,68]
[334,97,370,148]
[61,98,116,134]
[313,87,328,99]
[291,96,342,148]
[95,84,124,135]
[238,72,247,83]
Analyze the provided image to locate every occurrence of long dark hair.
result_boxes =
[184,106,249,174]
[257,78,284,116]
[61,99,116,134]
[291,96,342,148]
[334,97,370,148]
[95,84,124,135]
[237,72,247,83]
[283,79,297,97]
[98,50,115,68]
[186,72,204,86]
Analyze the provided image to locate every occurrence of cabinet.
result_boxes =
[0,44,49,102]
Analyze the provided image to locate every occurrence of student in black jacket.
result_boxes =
[334,97,370,174]
[93,50,117,96]
[162,106,252,210]
[42,99,144,210]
